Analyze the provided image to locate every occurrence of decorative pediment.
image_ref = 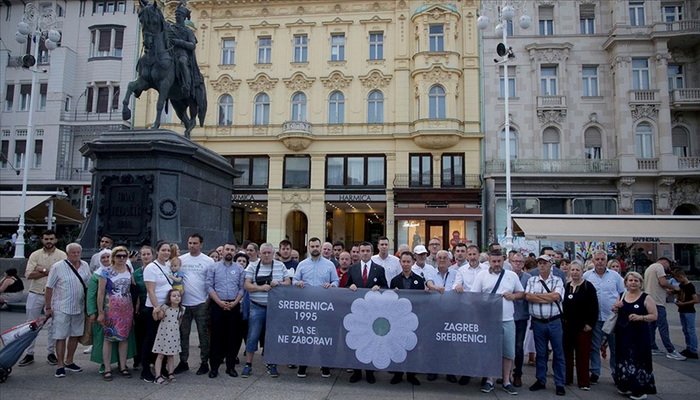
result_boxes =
[247,73,278,92]
[211,75,241,93]
[525,43,573,63]
[411,4,460,21]
[537,109,567,125]
[283,73,316,91]
[213,22,243,31]
[359,70,392,89]
[321,71,353,90]
[631,105,659,121]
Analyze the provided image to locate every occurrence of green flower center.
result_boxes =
[372,317,391,336]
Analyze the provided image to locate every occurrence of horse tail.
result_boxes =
[198,89,207,127]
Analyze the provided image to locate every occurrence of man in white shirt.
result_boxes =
[453,244,486,293]
[371,236,401,283]
[411,245,437,290]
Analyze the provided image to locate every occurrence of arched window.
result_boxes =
[542,127,560,159]
[291,92,307,122]
[254,93,270,125]
[328,91,345,124]
[672,126,689,157]
[428,85,446,119]
[635,122,654,158]
[499,128,518,159]
[367,90,384,124]
[584,127,602,159]
[217,94,233,126]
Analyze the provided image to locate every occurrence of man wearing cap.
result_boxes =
[529,247,566,282]
[371,236,401,284]
[411,245,438,290]
[525,255,566,396]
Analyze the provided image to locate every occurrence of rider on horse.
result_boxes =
[169,3,201,97]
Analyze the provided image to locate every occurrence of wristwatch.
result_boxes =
[41,268,47,274]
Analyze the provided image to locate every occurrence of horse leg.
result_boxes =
[122,79,147,121]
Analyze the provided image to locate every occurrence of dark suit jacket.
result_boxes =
[345,261,388,289]
[390,272,426,290]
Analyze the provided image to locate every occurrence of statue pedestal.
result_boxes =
[78,130,235,255]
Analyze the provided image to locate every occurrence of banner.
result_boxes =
[264,286,503,377]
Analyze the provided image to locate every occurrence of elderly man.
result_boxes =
[371,236,401,284]
[644,258,686,361]
[336,251,352,288]
[19,229,66,367]
[294,237,339,379]
[582,249,625,384]
[510,252,531,387]
[411,245,437,290]
[45,243,91,378]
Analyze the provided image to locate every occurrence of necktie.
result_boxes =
[362,264,368,286]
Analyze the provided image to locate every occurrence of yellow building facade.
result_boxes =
[134,0,483,253]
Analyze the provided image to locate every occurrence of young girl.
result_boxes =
[169,257,185,294]
[152,289,184,384]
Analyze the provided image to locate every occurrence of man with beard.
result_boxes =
[206,243,245,378]
[337,251,352,287]
[293,237,339,378]
[19,230,66,367]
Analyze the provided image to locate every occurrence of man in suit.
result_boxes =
[345,241,388,383]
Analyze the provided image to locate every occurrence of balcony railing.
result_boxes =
[60,110,126,122]
[629,90,660,104]
[662,19,700,33]
[678,157,700,170]
[282,120,312,135]
[637,158,658,170]
[536,95,567,109]
[670,88,700,106]
[393,174,481,189]
[484,158,619,174]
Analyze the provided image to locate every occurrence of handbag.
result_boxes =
[601,312,617,335]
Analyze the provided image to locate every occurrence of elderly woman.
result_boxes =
[613,272,658,400]
[563,261,598,390]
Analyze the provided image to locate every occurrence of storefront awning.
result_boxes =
[512,214,700,244]
[0,194,85,225]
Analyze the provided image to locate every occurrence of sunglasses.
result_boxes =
[115,254,128,259]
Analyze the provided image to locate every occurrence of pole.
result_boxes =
[502,1,513,252]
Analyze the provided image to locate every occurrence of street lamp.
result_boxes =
[478,0,531,252]
[13,3,61,258]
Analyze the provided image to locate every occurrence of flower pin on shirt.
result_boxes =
[633,304,640,308]
[413,280,418,285]
[373,278,377,282]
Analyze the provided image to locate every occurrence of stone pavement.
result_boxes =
[1,308,698,400]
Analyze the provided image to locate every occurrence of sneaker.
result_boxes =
[502,383,518,395]
[47,353,58,365]
[55,367,66,378]
[82,345,93,354]
[589,374,599,385]
[267,364,279,378]
[173,361,189,374]
[666,350,687,361]
[556,386,566,396]
[618,389,632,395]
[529,380,546,391]
[481,381,494,393]
[297,366,307,378]
[629,395,647,400]
[196,362,210,375]
[18,354,35,367]
[321,367,331,378]
[241,364,252,378]
[64,363,82,372]
[580,386,590,391]
[651,349,665,356]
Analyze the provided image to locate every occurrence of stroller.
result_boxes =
[0,318,49,383]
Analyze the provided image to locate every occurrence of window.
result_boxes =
[632,59,650,90]
[410,154,432,187]
[629,2,645,26]
[540,66,558,95]
[257,36,272,63]
[428,25,444,51]
[539,6,554,35]
[218,94,233,126]
[542,127,560,159]
[4,85,13,111]
[441,154,464,187]
[500,129,518,159]
[672,126,689,157]
[38,83,48,110]
[582,66,599,97]
[117,1,126,12]
[33,139,42,169]
[579,4,595,34]
[14,140,26,167]
[19,84,31,111]
[88,86,119,113]
[369,32,384,60]
[82,156,91,171]
[330,34,345,61]
[291,92,307,122]
[64,96,72,112]
[633,199,653,215]
[293,35,308,63]
[573,199,616,215]
[221,39,235,65]
[428,85,446,119]
[584,127,602,159]
[284,155,310,188]
[635,122,654,158]
[254,93,270,125]
[662,5,682,22]
[90,26,124,58]
[326,156,385,187]
[0,141,8,168]
[668,65,684,90]
[367,90,384,123]
[328,91,344,124]
[232,156,269,187]
[499,66,516,98]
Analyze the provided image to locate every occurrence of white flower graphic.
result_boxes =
[343,290,419,369]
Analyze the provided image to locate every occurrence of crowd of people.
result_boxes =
[12,230,698,399]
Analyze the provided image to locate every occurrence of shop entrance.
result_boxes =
[285,210,308,255]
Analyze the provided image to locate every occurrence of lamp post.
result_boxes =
[13,3,61,258]
[477,0,531,253]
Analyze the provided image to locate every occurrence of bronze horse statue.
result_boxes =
[121,0,206,138]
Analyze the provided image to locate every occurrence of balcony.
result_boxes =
[637,158,658,171]
[277,120,314,151]
[670,88,700,110]
[60,111,128,123]
[678,157,700,171]
[484,158,619,174]
[393,174,481,189]
[628,90,660,104]
[537,95,567,109]
[652,20,700,48]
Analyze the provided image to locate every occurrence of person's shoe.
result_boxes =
[55,367,66,378]
[297,366,307,378]
[458,376,471,385]
[366,371,376,384]
[529,380,546,391]
[227,368,238,377]
[580,386,590,391]
[141,371,155,383]
[427,373,437,381]
[267,364,279,378]
[496,378,504,384]
[208,370,218,378]
[64,363,82,372]
[390,374,403,384]
[666,350,687,361]
[651,349,665,356]
[681,350,699,359]
[349,371,362,383]
[196,362,210,375]
[287,364,297,369]
[556,386,566,396]
[47,353,58,365]
[589,374,599,385]
[617,389,632,395]
[321,367,331,378]
[173,361,189,374]
[446,374,457,383]
[82,345,93,354]
[513,375,522,387]
[502,383,518,395]
[18,355,35,367]
[407,375,420,386]
[481,381,494,393]
[241,364,252,378]
[629,395,647,400]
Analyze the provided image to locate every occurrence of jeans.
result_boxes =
[179,302,210,364]
[590,320,616,376]
[648,305,675,352]
[532,318,565,387]
[25,292,55,355]
[245,303,267,355]
[679,312,698,353]
[513,319,528,377]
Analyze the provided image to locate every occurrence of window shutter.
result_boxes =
[40,83,48,95]
[98,29,111,52]
[20,84,32,95]
[584,127,602,147]
[86,87,94,112]
[114,29,124,49]
[672,127,688,147]
[34,139,43,153]
[580,5,595,19]
[543,127,559,143]
[5,85,14,101]
[539,6,554,20]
